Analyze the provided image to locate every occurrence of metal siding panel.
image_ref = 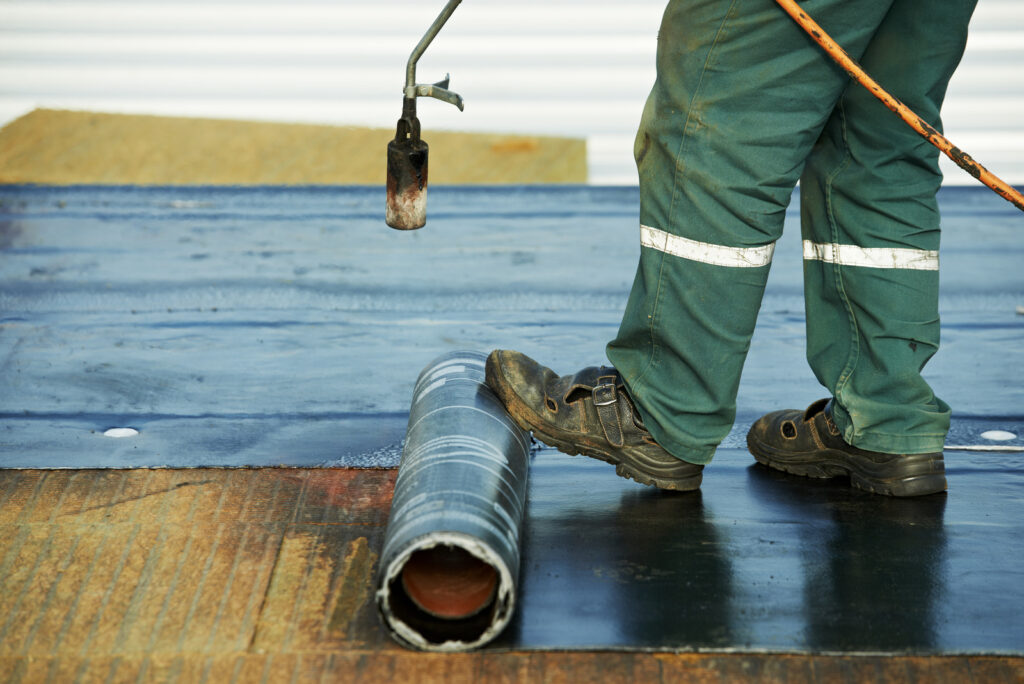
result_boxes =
[0,0,1020,185]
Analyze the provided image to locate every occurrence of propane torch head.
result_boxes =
[386,102,429,231]
[385,136,429,230]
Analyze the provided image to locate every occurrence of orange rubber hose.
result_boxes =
[774,0,1024,213]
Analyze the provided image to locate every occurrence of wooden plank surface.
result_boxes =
[1,468,1022,684]
[0,468,394,660]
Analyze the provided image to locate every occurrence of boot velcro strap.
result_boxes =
[592,382,624,447]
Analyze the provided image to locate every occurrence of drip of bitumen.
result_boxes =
[376,350,530,651]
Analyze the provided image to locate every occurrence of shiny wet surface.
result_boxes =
[503,448,1024,654]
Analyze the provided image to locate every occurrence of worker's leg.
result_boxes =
[607,0,895,464]
[799,0,977,454]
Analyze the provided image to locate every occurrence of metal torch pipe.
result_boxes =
[405,0,464,93]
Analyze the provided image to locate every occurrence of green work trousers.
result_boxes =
[606,0,977,464]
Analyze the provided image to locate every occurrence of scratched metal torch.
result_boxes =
[385,0,466,230]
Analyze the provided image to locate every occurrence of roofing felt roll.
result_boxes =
[376,350,531,651]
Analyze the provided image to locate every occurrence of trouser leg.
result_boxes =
[607,0,895,464]
[800,0,976,454]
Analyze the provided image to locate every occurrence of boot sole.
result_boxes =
[746,432,946,497]
[486,362,701,491]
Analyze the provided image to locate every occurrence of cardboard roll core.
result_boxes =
[400,545,499,620]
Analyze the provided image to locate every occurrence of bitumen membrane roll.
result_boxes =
[376,350,531,651]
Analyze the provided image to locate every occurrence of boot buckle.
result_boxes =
[593,383,617,407]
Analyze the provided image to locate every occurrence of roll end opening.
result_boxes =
[384,543,509,646]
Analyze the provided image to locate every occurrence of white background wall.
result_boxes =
[2,0,1021,185]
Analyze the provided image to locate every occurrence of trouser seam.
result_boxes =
[632,248,666,398]
[635,0,740,397]
[826,97,860,419]
[665,0,738,225]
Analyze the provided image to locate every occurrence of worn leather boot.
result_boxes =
[746,398,946,497]
[485,350,703,491]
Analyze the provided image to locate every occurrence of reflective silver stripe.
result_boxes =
[803,241,939,271]
[640,224,775,268]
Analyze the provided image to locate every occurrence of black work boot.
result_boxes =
[485,350,703,491]
[746,398,946,497]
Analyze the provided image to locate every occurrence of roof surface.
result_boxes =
[1,184,1020,468]
[0,184,1022,662]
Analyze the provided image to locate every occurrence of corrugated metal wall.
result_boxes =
[2,0,1021,185]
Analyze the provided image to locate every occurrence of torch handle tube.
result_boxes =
[376,350,531,651]
[405,0,464,92]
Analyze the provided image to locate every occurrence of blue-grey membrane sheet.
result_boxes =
[1,185,1022,654]
[1,185,1020,466]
